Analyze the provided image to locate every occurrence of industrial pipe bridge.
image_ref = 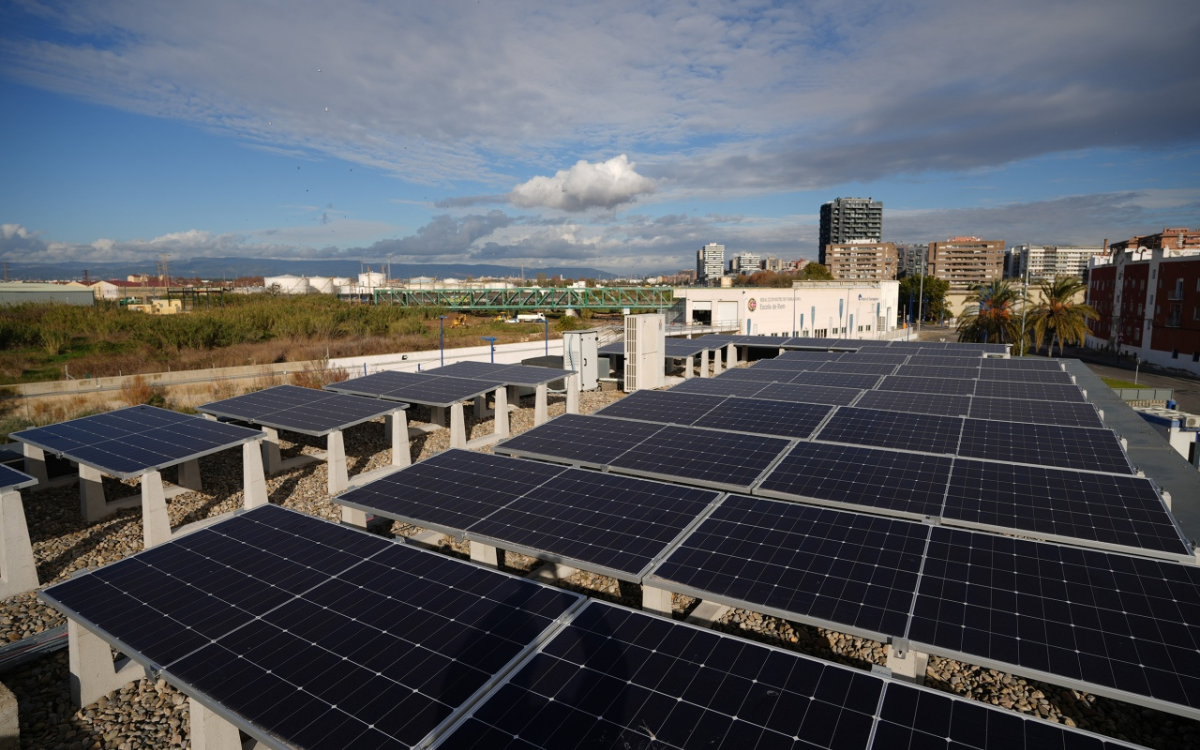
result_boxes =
[372,286,673,311]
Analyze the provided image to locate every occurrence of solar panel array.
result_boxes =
[11,405,263,478]
[0,463,36,492]
[424,362,575,386]
[594,389,833,440]
[338,449,720,580]
[329,362,574,407]
[198,384,406,436]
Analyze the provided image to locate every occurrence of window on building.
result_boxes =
[1193,352,1199,363]
[1175,279,1185,298]
[1172,349,1179,359]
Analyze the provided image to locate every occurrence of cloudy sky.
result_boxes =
[2,0,1198,275]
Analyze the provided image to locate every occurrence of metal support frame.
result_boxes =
[67,619,146,708]
[0,489,38,599]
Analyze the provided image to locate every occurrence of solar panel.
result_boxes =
[895,364,981,380]
[424,361,512,379]
[435,601,884,750]
[968,396,1104,428]
[816,407,963,455]
[330,372,502,406]
[981,357,1065,371]
[496,414,664,466]
[487,364,576,386]
[979,368,1075,385]
[852,390,972,417]
[692,397,832,440]
[780,337,842,349]
[877,375,977,396]
[41,505,584,750]
[663,341,713,358]
[909,527,1200,717]
[757,442,953,518]
[904,355,987,367]
[735,335,789,348]
[751,382,863,406]
[328,369,429,397]
[943,459,1192,559]
[958,419,1134,474]
[649,495,928,639]
[12,405,263,479]
[750,357,820,370]
[973,380,1087,403]
[597,341,623,356]
[593,389,725,425]
[337,449,566,532]
[815,361,899,376]
[773,350,843,362]
[0,463,36,492]
[834,352,912,365]
[607,423,793,491]
[785,371,884,389]
[668,377,772,398]
[712,367,792,383]
[199,385,403,436]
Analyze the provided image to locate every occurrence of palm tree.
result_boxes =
[956,280,1028,348]
[1028,275,1098,356]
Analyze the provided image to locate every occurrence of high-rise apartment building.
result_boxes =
[895,244,928,278]
[819,198,883,260]
[696,243,725,284]
[927,237,1004,288]
[1007,245,1106,281]
[824,240,898,281]
[730,252,761,275]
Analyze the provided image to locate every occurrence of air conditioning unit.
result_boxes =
[624,314,664,392]
[562,329,599,391]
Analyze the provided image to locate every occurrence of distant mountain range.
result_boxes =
[3,257,621,282]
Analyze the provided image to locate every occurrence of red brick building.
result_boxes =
[1086,228,1200,374]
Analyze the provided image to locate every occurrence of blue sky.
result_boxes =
[2,0,1198,275]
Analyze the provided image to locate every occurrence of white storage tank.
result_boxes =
[358,271,384,288]
[333,277,352,289]
[308,276,335,294]
[265,275,310,294]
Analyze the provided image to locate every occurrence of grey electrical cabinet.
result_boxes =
[562,329,599,391]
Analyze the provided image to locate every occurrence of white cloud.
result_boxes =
[509,155,655,212]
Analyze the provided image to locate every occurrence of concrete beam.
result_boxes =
[177,459,202,493]
[493,387,510,439]
[242,442,268,509]
[469,541,499,567]
[474,393,494,419]
[67,619,145,707]
[534,383,549,426]
[326,429,349,496]
[0,490,38,600]
[189,697,243,750]
[406,530,444,550]
[141,470,171,549]
[387,410,411,468]
[885,642,929,684]
[79,463,108,523]
[685,355,694,379]
[21,444,48,487]
[565,374,580,415]
[699,349,709,378]
[260,427,282,475]
[449,404,467,449]
[684,601,731,626]
[642,586,673,616]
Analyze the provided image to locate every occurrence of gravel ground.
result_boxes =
[3,382,1199,749]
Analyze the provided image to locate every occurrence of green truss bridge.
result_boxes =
[372,286,674,312]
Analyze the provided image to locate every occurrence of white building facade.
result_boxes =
[1009,244,1105,281]
[696,243,725,284]
[672,281,900,338]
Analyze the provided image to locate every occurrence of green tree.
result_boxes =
[800,263,833,280]
[1027,275,1098,356]
[898,275,950,323]
[956,280,1028,347]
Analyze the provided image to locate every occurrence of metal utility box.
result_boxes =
[562,329,599,391]
[624,314,664,392]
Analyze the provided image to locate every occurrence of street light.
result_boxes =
[1018,244,1031,356]
[916,247,926,337]
[481,336,497,363]
[438,315,448,367]
[543,317,549,356]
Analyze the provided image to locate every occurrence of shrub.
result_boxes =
[120,375,167,407]
[290,361,351,390]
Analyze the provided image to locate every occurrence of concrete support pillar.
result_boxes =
[0,490,38,600]
[449,404,467,449]
[387,410,411,467]
[340,505,368,528]
[885,643,929,685]
[68,619,144,708]
[177,459,202,493]
[642,586,672,615]
[493,387,510,439]
[469,541,499,567]
[684,601,731,626]
[507,385,520,407]
[21,444,48,487]
[685,356,694,379]
[242,442,268,509]
[699,349,709,378]
[0,680,17,750]
[430,406,447,427]
[189,697,243,750]
[713,348,723,375]
[727,343,737,366]
[565,374,580,415]
[141,470,171,549]
[79,463,108,523]
[326,429,349,496]
[260,427,282,475]
[534,383,549,426]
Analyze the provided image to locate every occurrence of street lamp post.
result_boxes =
[482,336,497,363]
[916,247,926,338]
[1018,246,1031,356]
[543,318,549,356]
[438,315,448,367]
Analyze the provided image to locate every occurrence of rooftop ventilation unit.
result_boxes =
[624,314,664,392]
